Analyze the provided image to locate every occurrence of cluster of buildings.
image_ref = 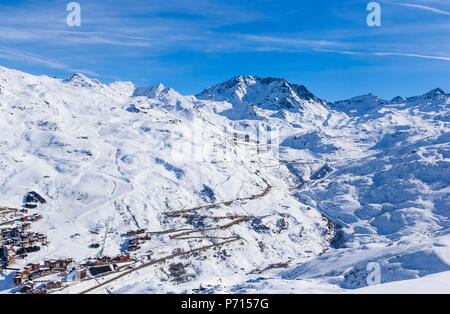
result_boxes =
[13,258,90,294]
[2,205,141,293]
[14,263,43,286]
[13,254,133,293]
[18,280,63,294]
[13,258,75,286]
[1,226,48,266]
[0,205,62,294]
[0,208,47,268]
[126,229,150,252]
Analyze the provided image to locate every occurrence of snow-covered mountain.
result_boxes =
[196,75,329,121]
[0,66,448,294]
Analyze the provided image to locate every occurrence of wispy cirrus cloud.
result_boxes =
[380,0,450,15]
[374,52,450,61]
[225,32,450,63]
[238,34,340,49]
[0,0,265,47]
[0,45,99,76]
[0,0,448,57]
[317,48,450,62]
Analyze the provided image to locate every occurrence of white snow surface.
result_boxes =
[0,66,449,294]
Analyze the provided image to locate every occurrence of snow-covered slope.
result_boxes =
[0,66,333,294]
[351,270,450,294]
[0,66,448,294]
[281,88,450,290]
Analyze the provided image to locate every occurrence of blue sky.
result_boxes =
[0,0,449,101]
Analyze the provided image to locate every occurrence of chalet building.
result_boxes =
[111,254,131,263]
[127,229,146,236]
[85,258,108,266]
[57,258,75,270]
[44,258,75,270]
[99,256,112,264]
[24,264,34,272]
[45,280,62,290]
[39,266,51,276]
[26,263,40,271]
[14,271,29,285]
[44,259,56,268]
[76,267,88,281]
[20,281,33,294]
